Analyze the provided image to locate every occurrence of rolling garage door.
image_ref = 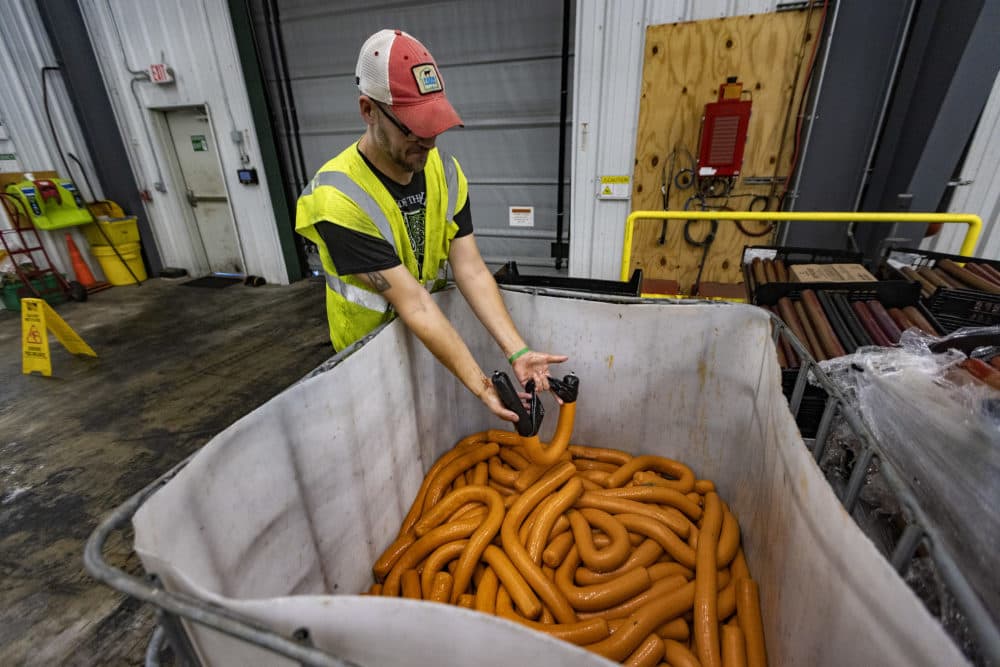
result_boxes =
[250,0,573,273]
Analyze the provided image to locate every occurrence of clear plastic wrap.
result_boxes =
[819,330,1000,631]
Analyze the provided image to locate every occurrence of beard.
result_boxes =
[373,123,431,174]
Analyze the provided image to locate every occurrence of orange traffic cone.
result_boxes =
[66,233,98,287]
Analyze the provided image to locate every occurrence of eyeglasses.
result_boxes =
[372,100,416,138]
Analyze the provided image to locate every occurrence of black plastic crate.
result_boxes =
[782,368,828,438]
[741,245,866,304]
[881,246,1000,333]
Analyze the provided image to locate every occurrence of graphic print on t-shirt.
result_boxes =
[397,190,426,270]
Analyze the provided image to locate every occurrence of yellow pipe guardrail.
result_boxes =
[621,210,983,282]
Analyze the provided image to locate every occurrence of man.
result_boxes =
[296,29,567,423]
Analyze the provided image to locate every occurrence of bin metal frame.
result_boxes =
[84,286,999,665]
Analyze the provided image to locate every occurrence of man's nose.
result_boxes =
[415,135,437,149]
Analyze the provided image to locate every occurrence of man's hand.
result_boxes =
[477,380,521,423]
[512,350,569,396]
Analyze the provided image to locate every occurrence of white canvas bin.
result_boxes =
[133,288,967,666]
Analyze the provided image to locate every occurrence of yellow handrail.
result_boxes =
[620,210,983,281]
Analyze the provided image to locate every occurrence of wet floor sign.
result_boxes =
[21,298,96,376]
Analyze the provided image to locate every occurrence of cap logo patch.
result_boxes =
[412,64,442,94]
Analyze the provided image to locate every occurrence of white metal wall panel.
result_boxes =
[77,0,289,284]
[256,0,571,270]
[570,0,782,280]
[0,0,104,277]
[922,70,1000,260]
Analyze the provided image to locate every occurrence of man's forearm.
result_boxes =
[396,287,492,398]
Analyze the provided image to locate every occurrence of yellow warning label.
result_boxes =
[599,176,630,184]
[22,298,96,377]
[602,186,613,195]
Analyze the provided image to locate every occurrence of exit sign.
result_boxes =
[149,63,174,84]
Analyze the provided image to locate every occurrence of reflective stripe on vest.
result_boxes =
[311,171,394,243]
[439,149,458,223]
[324,271,388,312]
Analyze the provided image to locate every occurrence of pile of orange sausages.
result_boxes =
[368,430,768,667]
[899,259,1000,299]
[763,289,940,368]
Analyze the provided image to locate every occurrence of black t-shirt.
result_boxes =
[315,149,472,276]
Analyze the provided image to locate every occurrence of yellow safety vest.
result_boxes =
[296,142,469,350]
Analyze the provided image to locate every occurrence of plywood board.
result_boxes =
[629,10,824,293]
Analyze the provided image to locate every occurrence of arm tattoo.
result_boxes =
[366,271,391,292]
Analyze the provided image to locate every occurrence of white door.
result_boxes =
[164,107,242,274]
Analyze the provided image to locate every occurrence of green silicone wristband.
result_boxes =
[507,346,531,365]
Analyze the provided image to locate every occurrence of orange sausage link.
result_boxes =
[718,579,737,620]
[488,456,520,487]
[605,455,695,493]
[615,513,696,569]
[569,444,633,465]
[592,485,702,521]
[414,485,506,604]
[498,446,531,470]
[583,582,696,661]
[694,492,724,667]
[577,575,688,620]
[542,530,576,568]
[723,622,748,667]
[495,586,611,645]
[486,428,522,446]
[568,508,632,572]
[574,539,664,585]
[717,505,740,568]
[501,461,579,623]
[399,441,485,536]
[382,516,481,596]
[401,569,422,599]
[372,531,416,582]
[428,571,453,603]
[731,548,751,584]
[575,492,690,539]
[574,459,620,473]
[471,461,489,486]
[555,545,653,612]
[623,633,665,667]
[647,561,694,582]
[482,544,543,619]
[457,593,475,609]
[422,443,500,514]
[520,401,577,465]
[695,479,716,494]
[657,617,690,641]
[368,582,382,596]
[515,461,556,492]
[420,539,467,599]
[526,477,584,563]
[575,469,612,486]
[737,579,768,667]
[474,567,499,614]
[663,638,702,667]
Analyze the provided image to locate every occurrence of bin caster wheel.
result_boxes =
[68,281,88,302]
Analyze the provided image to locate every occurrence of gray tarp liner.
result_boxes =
[134,288,967,666]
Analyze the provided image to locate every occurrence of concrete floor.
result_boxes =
[0,277,332,665]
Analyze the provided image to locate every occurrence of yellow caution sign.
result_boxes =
[22,298,96,376]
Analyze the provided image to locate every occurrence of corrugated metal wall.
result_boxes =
[252,0,572,270]
[76,0,289,284]
[922,69,1000,260]
[570,0,781,280]
[0,0,103,276]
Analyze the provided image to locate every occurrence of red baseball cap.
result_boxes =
[355,29,464,139]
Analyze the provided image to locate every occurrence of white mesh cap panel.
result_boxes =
[356,29,395,104]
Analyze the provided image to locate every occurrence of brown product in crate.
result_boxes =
[929,267,965,289]
[762,260,778,284]
[887,308,913,334]
[974,262,1000,286]
[900,267,936,299]
[851,301,893,347]
[963,263,1000,288]
[801,290,846,358]
[902,306,939,336]
[793,300,828,361]
[865,300,903,344]
[917,266,956,290]
[773,259,789,283]
[776,297,821,361]
[938,259,1000,295]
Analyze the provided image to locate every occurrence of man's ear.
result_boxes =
[359,97,376,125]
